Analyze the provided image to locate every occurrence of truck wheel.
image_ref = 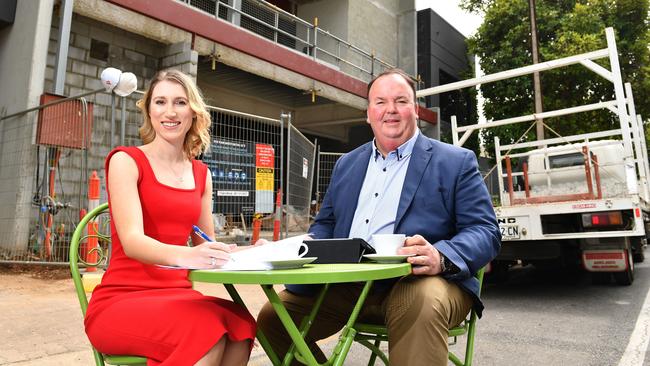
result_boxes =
[633,250,645,263]
[613,250,634,286]
[632,238,645,263]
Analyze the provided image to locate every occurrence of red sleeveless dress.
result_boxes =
[85,146,255,366]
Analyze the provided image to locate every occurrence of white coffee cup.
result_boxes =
[269,240,308,260]
[371,234,406,255]
[232,237,308,262]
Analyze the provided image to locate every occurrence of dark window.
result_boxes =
[89,39,109,61]
[548,153,585,169]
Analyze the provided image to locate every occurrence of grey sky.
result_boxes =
[415,0,483,37]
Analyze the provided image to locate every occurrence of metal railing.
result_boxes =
[178,0,396,82]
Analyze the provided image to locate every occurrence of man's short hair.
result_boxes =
[367,68,417,101]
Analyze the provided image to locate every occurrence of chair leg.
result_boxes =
[463,313,479,366]
[92,349,105,366]
[366,339,381,366]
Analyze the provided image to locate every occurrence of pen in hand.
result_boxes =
[192,225,213,242]
[192,225,235,263]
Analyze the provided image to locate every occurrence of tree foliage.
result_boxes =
[460,0,650,158]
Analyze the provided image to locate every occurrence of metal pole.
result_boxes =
[110,94,116,148]
[494,137,505,205]
[528,0,544,140]
[120,96,126,146]
[315,144,321,204]
[280,111,285,239]
[1,88,105,122]
[625,83,648,200]
[606,28,636,194]
[53,0,73,94]
[313,18,318,61]
[285,113,292,239]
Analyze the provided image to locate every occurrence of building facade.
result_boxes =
[0,0,442,259]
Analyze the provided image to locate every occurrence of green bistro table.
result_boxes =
[190,263,412,366]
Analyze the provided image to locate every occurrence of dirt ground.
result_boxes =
[0,264,277,365]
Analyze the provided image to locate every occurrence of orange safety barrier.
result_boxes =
[251,214,262,244]
[86,171,100,272]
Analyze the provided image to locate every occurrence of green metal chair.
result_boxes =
[69,202,147,366]
[353,267,486,366]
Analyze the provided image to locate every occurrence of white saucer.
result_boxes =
[267,257,317,269]
[363,254,415,264]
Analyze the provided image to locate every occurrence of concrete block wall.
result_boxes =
[6,12,177,259]
[161,41,199,80]
[41,13,164,206]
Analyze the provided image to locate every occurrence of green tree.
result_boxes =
[460,0,650,159]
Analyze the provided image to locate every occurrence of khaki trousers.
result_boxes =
[257,275,473,366]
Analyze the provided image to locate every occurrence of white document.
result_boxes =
[217,234,311,271]
[156,234,311,271]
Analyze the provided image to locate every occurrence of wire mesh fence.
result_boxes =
[315,149,343,207]
[206,106,284,237]
[286,122,316,234]
[0,89,110,265]
[0,84,295,263]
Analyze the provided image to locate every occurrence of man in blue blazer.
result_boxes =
[258,69,501,365]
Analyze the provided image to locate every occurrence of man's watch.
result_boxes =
[439,254,459,275]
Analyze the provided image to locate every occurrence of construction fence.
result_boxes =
[0,88,315,265]
[314,148,343,209]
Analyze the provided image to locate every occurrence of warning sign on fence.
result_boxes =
[255,144,275,213]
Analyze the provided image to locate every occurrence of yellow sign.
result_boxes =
[256,167,274,191]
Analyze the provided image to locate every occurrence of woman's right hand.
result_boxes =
[178,241,234,269]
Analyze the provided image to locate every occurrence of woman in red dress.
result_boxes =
[85,69,256,365]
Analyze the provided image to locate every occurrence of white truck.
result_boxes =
[416,27,648,285]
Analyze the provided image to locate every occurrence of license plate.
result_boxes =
[499,225,520,240]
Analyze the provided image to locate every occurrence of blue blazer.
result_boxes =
[293,134,501,316]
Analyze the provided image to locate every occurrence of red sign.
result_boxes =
[256,144,275,168]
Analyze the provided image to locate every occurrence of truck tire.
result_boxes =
[633,249,645,263]
[633,237,645,263]
[614,250,634,286]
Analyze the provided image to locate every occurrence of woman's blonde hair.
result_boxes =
[136,69,211,158]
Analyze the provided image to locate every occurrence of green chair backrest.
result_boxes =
[69,202,147,366]
[353,267,486,366]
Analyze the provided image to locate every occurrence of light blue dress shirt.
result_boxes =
[348,129,419,245]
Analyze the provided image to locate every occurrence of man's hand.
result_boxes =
[398,234,443,275]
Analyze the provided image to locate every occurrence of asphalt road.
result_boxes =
[464,262,650,366]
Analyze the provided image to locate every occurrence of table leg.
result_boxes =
[329,279,373,366]
[261,280,375,366]
[282,283,331,365]
[261,284,322,366]
[224,284,281,365]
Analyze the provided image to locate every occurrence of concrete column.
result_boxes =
[396,0,416,76]
[0,0,55,252]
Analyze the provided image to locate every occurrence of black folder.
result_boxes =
[303,238,376,264]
